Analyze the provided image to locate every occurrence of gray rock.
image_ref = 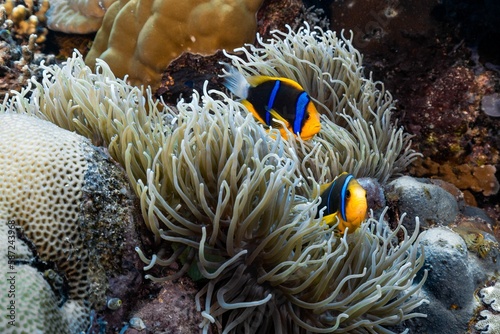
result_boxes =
[403,227,500,334]
[386,176,459,233]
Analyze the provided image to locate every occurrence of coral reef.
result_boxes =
[84,0,264,87]
[328,0,500,223]
[475,310,500,334]
[1,39,428,332]
[473,280,500,333]
[0,219,73,332]
[124,275,205,333]
[479,281,500,311]
[410,157,500,201]
[0,5,55,94]
[47,0,116,34]
[385,176,460,232]
[385,175,498,236]
[0,113,91,332]
[0,0,49,43]
[256,0,329,41]
[0,113,139,332]
[0,0,497,332]
[399,226,500,334]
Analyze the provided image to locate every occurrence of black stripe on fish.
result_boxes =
[246,79,310,131]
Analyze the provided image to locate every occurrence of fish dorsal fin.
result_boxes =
[246,75,277,87]
[275,77,305,91]
[247,76,305,91]
[319,181,333,195]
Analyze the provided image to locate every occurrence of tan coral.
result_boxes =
[0,0,49,43]
[85,0,264,87]
[0,219,73,333]
[46,0,116,34]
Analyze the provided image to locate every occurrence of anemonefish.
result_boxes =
[222,65,321,140]
[316,172,368,234]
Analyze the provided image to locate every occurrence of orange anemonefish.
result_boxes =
[222,65,321,140]
[316,172,368,234]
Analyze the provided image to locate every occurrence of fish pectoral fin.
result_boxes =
[322,213,339,226]
[268,109,289,127]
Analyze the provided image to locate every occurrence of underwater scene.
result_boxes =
[0,0,499,333]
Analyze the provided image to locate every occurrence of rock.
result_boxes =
[386,176,459,232]
[125,276,208,334]
[405,226,500,333]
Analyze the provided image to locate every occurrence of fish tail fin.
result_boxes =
[221,63,250,99]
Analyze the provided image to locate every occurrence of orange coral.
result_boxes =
[411,157,500,199]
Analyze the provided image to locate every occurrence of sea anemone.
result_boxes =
[1,23,427,332]
[224,23,419,184]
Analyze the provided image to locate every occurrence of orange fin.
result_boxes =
[242,100,267,125]
[322,212,339,226]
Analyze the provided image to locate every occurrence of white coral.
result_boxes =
[475,310,500,333]
[480,282,500,312]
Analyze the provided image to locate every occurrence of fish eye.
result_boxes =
[346,190,351,199]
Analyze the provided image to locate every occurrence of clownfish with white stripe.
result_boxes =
[316,172,368,234]
[222,65,321,140]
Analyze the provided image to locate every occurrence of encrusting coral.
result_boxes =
[1,23,427,332]
[474,281,500,333]
[410,157,500,199]
[84,0,264,87]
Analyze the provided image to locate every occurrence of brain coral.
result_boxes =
[0,113,134,332]
[0,113,90,332]
[85,0,264,87]
[0,219,73,332]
